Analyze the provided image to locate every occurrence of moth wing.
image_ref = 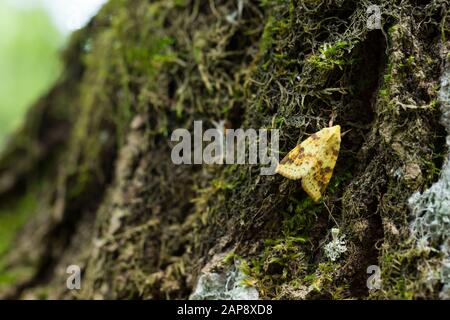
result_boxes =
[301,171,322,202]
[300,125,341,202]
[276,125,341,201]
[319,125,340,186]
[276,136,322,180]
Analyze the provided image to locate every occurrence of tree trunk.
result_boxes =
[0,0,449,299]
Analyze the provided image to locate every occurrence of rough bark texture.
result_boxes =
[0,0,449,299]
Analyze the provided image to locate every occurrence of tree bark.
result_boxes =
[0,0,449,299]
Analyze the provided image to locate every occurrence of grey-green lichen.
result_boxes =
[190,261,259,300]
[408,52,450,299]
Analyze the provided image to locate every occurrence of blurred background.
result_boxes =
[0,0,107,149]
[0,0,107,286]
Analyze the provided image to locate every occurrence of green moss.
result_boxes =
[0,265,34,288]
[223,251,237,265]
[399,55,415,71]
[282,198,322,236]
[0,193,37,286]
[0,194,36,258]
[328,171,353,194]
[240,235,307,295]
[375,247,429,299]
[60,0,181,205]
[308,40,354,71]
[304,262,347,299]
[259,16,276,70]
[237,196,336,298]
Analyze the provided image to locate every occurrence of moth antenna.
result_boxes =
[341,129,351,137]
[329,111,337,127]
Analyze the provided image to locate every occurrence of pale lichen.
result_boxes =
[324,228,347,262]
[408,57,450,299]
[190,263,259,300]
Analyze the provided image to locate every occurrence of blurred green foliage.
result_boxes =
[0,1,62,147]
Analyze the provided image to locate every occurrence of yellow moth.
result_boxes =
[276,125,341,202]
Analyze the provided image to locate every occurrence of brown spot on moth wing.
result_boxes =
[276,134,322,180]
[319,125,341,186]
[301,125,341,201]
[277,125,341,201]
[276,160,315,180]
[279,145,303,165]
[301,170,322,202]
